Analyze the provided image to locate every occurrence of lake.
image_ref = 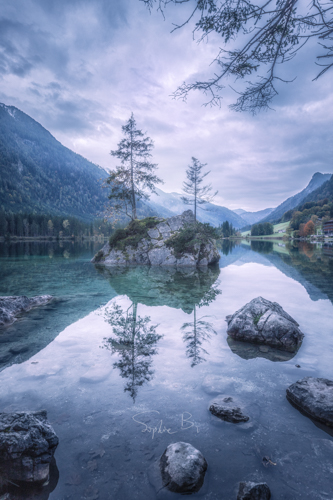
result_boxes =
[0,239,332,499]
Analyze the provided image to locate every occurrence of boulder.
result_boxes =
[237,481,271,499]
[286,377,333,427]
[226,297,303,352]
[0,410,59,484]
[92,210,220,267]
[209,396,249,423]
[160,442,207,494]
[0,296,53,327]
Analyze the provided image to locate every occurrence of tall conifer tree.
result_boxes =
[106,114,162,221]
[181,157,218,222]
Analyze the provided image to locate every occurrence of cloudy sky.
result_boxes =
[1,0,332,211]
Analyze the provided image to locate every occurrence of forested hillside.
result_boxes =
[0,103,108,220]
[300,174,333,204]
[261,172,332,223]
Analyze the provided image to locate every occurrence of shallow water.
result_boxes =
[0,240,333,499]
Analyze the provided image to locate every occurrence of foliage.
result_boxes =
[165,222,219,258]
[181,157,217,221]
[251,222,274,236]
[143,0,333,112]
[106,113,163,221]
[0,211,114,239]
[288,198,333,230]
[217,220,236,237]
[108,216,159,250]
[299,220,315,237]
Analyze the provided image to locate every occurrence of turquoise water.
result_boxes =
[0,240,333,499]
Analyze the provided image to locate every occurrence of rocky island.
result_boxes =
[92,210,220,267]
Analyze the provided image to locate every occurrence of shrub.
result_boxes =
[109,217,159,250]
[165,222,219,258]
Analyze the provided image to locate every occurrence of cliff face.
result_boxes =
[92,211,220,267]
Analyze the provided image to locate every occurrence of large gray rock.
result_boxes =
[0,410,59,484]
[286,377,333,427]
[92,210,220,267]
[160,442,207,494]
[0,296,53,327]
[209,396,249,423]
[226,297,303,352]
[237,481,271,499]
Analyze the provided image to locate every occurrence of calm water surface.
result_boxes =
[0,240,333,499]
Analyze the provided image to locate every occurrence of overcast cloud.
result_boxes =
[0,0,332,211]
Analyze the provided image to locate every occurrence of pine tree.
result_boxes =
[106,113,163,221]
[181,157,217,222]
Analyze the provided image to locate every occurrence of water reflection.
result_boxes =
[182,306,217,367]
[96,265,221,314]
[0,458,59,500]
[227,337,297,362]
[250,240,274,253]
[102,302,162,401]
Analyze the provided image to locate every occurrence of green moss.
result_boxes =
[93,249,104,262]
[253,314,263,325]
[165,222,219,258]
[109,217,161,251]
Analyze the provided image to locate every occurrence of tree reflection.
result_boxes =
[181,281,221,367]
[102,302,162,402]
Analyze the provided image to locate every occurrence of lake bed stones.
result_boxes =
[160,442,207,494]
[286,377,333,427]
[0,410,59,484]
[209,396,249,423]
[226,297,303,352]
[0,296,53,326]
[237,481,271,499]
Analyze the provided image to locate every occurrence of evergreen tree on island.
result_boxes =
[106,113,163,221]
[181,157,218,222]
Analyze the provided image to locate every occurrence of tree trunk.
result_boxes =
[130,125,137,220]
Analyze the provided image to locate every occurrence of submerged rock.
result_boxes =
[160,442,207,494]
[226,297,303,352]
[0,410,59,484]
[286,377,333,427]
[237,481,271,499]
[0,296,53,327]
[92,210,220,267]
[209,396,249,423]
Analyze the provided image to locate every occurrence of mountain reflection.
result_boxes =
[102,302,162,402]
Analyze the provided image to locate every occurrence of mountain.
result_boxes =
[148,188,247,228]
[0,103,109,220]
[298,174,333,205]
[260,172,332,223]
[234,207,274,225]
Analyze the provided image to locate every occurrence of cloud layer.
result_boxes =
[1,0,332,211]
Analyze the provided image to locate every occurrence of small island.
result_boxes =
[92,210,220,267]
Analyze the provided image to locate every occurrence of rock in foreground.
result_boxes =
[92,210,220,267]
[237,481,271,499]
[286,377,333,427]
[0,296,53,326]
[160,442,207,494]
[209,396,249,423]
[226,297,303,352]
[0,410,59,483]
